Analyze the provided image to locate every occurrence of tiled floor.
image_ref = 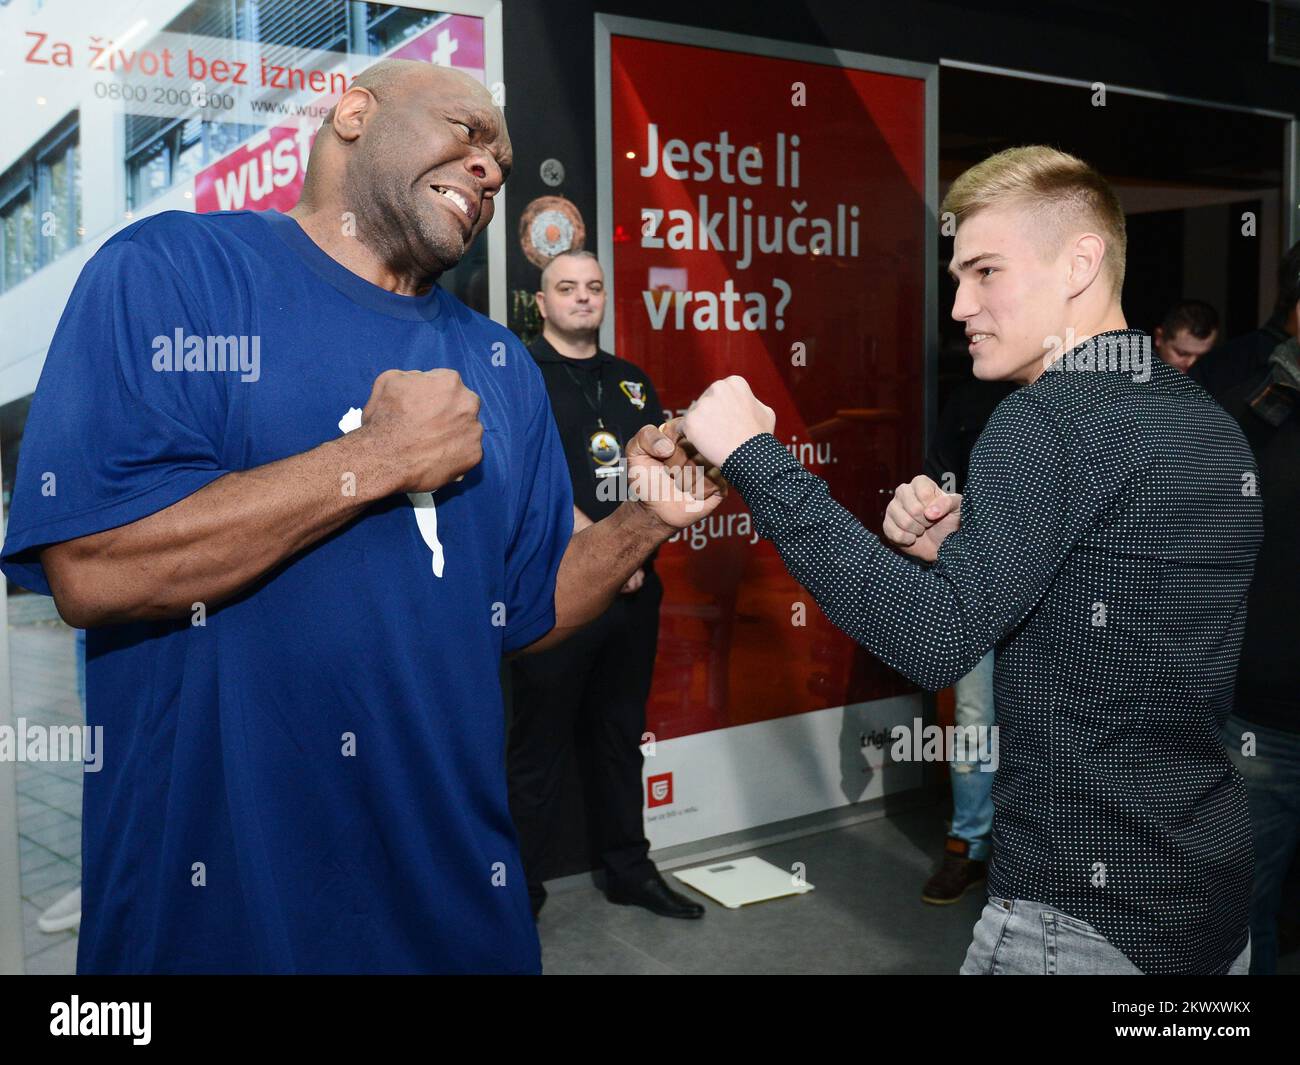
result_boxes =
[11,619,83,974]
[538,802,987,974]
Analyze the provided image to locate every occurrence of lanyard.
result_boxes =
[563,362,605,429]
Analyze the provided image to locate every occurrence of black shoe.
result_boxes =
[607,871,705,919]
[921,836,987,905]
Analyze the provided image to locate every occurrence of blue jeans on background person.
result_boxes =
[960,896,1251,974]
[950,650,995,861]
[1222,712,1300,975]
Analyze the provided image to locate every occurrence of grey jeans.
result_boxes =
[959,896,1251,974]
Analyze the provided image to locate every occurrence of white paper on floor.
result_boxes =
[672,855,814,909]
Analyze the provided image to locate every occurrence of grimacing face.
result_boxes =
[538,256,607,333]
[948,203,1083,384]
[343,73,513,275]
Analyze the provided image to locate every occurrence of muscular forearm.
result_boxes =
[41,430,397,627]
[519,500,672,654]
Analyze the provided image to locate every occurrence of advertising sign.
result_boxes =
[599,20,935,844]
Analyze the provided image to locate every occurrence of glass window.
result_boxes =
[127,119,261,210]
[127,136,172,212]
[173,120,208,187]
[1,189,37,294]
[39,133,81,260]
[365,3,439,54]
[0,113,80,293]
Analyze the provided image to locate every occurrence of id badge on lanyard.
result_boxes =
[565,362,625,480]
[589,426,624,479]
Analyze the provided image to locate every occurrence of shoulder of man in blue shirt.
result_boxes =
[92,209,273,330]
[102,207,263,270]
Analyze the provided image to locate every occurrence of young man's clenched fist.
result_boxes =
[883,474,961,562]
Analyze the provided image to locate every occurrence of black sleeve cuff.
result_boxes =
[720,433,801,498]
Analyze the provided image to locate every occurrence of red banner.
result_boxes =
[610,35,928,740]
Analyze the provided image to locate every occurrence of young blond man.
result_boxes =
[678,146,1262,974]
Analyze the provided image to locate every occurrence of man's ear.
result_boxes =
[1153,325,1165,348]
[535,291,547,320]
[1066,232,1106,299]
[330,87,375,144]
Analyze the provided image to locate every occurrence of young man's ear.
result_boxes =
[534,291,547,321]
[1066,233,1106,298]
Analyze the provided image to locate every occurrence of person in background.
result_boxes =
[1194,241,1300,396]
[507,250,704,921]
[919,376,1012,905]
[1204,240,1300,974]
[1153,299,1219,373]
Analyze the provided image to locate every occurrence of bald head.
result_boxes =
[344,60,494,117]
[297,59,512,279]
[539,250,601,291]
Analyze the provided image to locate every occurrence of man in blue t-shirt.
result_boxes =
[0,60,719,974]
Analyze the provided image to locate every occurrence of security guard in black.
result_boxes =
[507,253,703,921]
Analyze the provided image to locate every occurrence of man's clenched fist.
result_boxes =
[680,376,776,470]
[624,423,725,530]
[359,368,484,494]
[883,474,962,562]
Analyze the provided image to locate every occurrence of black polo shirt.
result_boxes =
[528,335,665,523]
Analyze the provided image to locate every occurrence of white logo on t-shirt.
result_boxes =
[338,406,445,578]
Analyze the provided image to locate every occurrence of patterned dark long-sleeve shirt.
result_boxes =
[721,330,1262,974]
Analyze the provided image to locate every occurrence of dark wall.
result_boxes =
[501,0,1300,316]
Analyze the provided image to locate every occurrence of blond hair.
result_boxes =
[942,146,1127,295]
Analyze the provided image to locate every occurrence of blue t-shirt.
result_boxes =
[0,209,574,973]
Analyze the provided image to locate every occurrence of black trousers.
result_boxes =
[507,570,662,906]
